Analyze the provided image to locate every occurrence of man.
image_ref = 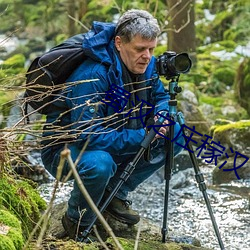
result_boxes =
[41,9,184,241]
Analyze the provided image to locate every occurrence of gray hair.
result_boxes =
[115,9,160,43]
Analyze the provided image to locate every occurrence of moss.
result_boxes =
[0,91,17,110]
[0,235,16,250]
[234,57,250,116]
[105,237,208,250]
[7,228,24,249]
[0,54,26,87]
[212,120,250,134]
[210,120,250,152]
[0,209,21,229]
[1,54,25,69]
[199,95,224,107]
[0,174,47,239]
[0,209,24,249]
[217,40,237,51]
[213,67,235,86]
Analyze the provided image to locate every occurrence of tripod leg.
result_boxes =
[177,113,225,250]
[82,117,166,240]
[162,116,175,243]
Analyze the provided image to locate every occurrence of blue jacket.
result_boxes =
[44,21,170,156]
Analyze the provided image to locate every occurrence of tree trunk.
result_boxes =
[78,0,88,20]
[67,0,77,36]
[167,0,196,62]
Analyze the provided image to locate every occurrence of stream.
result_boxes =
[38,158,250,250]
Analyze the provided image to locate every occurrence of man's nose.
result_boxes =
[142,49,151,59]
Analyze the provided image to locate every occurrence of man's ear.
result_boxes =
[115,36,122,51]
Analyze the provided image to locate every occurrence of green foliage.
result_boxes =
[0,235,16,250]
[213,67,235,86]
[199,95,224,107]
[1,54,25,69]
[234,57,250,116]
[196,0,250,47]
[0,175,47,239]
[199,91,248,121]
[210,11,233,41]
[0,54,26,85]
[0,209,24,250]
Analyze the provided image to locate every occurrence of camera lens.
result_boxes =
[174,53,192,73]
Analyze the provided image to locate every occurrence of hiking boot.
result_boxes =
[61,213,97,243]
[105,196,140,225]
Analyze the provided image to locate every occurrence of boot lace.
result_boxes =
[123,200,132,209]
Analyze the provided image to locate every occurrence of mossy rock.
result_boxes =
[210,120,250,153]
[29,237,211,250]
[213,157,250,184]
[234,57,250,116]
[0,174,47,239]
[199,92,249,122]
[0,209,24,250]
[43,202,211,250]
[106,237,211,250]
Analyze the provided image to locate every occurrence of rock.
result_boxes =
[213,157,250,184]
[44,201,212,250]
[199,103,213,117]
[181,89,199,105]
[211,120,250,183]
[170,168,193,189]
[211,119,250,155]
[179,100,211,145]
[221,105,237,116]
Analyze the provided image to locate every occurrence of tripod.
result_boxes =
[82,77,225,250]
[161,77,225,249]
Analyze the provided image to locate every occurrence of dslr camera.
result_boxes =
[156,51,192,79]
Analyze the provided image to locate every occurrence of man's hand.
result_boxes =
[153,113,169,140]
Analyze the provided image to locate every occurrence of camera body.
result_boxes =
[156,51,192,79]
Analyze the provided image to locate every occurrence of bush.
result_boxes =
[213,67,235,86]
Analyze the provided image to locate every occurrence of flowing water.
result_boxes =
[38,162,250,250]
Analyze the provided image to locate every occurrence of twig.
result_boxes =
[22,154,65,249]
[61,148,124,250]
[134,220,142,250]
[68,14,89,31]
[93,225,110,250]
[63,148,123,248]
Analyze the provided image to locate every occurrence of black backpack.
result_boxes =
[24,34,87,115]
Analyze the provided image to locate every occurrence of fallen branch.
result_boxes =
[61,148,124,250]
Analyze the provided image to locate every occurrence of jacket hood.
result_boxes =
[82,21,116,65]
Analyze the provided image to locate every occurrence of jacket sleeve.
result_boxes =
[65,60,146,156]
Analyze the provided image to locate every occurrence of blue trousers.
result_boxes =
[41,128,184,226]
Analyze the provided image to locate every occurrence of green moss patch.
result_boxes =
[0,174,47,239]
[212,120,250,134]
[0,209,24,250]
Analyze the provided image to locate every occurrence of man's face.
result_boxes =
[115,35,157,74]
